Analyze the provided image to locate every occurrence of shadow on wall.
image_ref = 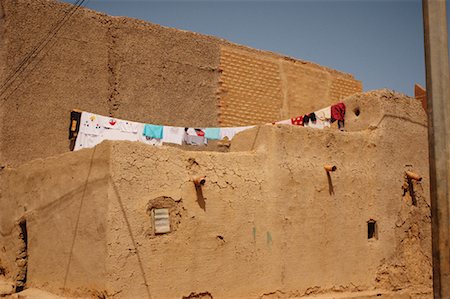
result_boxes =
[60,148,152,298]
[111,181,152,299]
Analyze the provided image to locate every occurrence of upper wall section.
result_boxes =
[0,0,361,167]
[0,0,220,167]
[217,45,362,126]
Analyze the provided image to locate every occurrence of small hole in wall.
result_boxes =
[368,219,378,240]
[354,108,361,117]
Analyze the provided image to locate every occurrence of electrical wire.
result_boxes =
[0,0,88,100]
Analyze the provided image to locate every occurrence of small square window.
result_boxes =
[368,220,378,240]
[153,208,170,234]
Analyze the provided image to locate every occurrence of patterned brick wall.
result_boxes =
[282,61,332,119]
[218,47,283,126]
[217,45,362,126]
[329,76,363,102]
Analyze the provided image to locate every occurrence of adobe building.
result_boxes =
[0,0,432,299]
[0,0,361,168]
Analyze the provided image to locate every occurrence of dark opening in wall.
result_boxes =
[354,107,361,117]
[367,219,378,240]
[16,220,28,292]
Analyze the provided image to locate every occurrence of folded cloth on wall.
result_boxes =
[205,128,221,140]
[162,126,185,145]
[143,124,164,139]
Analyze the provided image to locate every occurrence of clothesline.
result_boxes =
[69,102,346,151]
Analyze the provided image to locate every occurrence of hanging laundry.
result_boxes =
[137,124,162,146]
[103,128,140,142]
[143,124,164,139]
[275,119,291,125]
[195,128,205,137]
[291,116,303,126]
[315,107,331,121]
[185,128,207,145]
[331,103,346,121]
[79,112,105,136]
[185,135,205,145]
[331,102,346,130]
[74,132,103,151]
[162,126,185,145]
[307,119,331,129]
[119,120,140,133]
[69,111,81,139]
[220,126,254,140]
[205,128,221,140]
[104,117,119,129]
[303,114,310,126]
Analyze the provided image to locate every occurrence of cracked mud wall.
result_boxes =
[0,0,361,168]
[100,92,430,298]
[0,145,111,296]
[0,91,431,298]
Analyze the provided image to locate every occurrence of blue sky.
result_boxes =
[61,0,450,96]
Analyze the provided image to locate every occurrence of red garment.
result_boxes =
[291,116,303,126]
[331,102,346,121]
[195,129,205,137]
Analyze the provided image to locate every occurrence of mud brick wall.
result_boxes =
[217,47,283,126]
[218,45,362,126]
[0,0,362,167]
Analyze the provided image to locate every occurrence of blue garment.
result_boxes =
[205,128,221,140]
[143,124,163,139]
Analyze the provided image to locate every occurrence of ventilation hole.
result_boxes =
[152,208,170,234]
[354,108,361,117]
[368,220,378,240]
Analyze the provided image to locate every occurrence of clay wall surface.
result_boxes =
[0,91,431,298]
[0,0,361,168]
[217,45,362,126]
[0,145,111,296]
[0,0,220,168]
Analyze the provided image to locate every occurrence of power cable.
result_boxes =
[0,0,88,100]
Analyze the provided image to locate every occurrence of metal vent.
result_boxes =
[153,208,170,234]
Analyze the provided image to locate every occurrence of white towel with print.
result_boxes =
[162,126,185,145]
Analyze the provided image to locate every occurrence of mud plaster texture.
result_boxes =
[0,90,432,299]
[0,0,361,168]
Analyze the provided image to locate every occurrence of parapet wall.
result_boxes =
[0,91,431,298]
[0,0,361,167]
